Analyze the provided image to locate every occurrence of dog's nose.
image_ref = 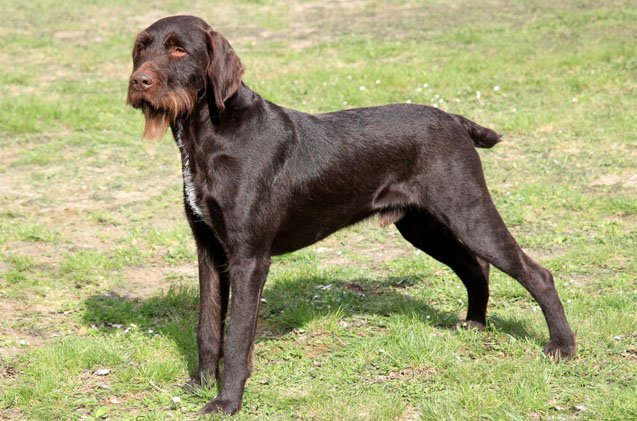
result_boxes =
[130,72,154,91]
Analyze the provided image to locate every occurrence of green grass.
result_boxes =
[1,0,636,419]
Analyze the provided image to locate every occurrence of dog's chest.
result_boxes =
[175,128,204,218]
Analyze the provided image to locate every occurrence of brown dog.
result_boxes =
[127,15,575,415]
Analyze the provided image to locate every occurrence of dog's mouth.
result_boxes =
[127,88,196,140]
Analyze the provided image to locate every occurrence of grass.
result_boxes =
[1,0,636,419]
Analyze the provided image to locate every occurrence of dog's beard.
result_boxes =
[141,104,171,140]
[128,87,197,141]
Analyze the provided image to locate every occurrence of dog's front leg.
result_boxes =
[200,255,271,415]
[187,218,229,387]
[196,244,229,386]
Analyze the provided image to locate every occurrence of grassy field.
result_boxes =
[1,0,636,419]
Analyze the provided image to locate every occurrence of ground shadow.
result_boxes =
[83,273,540,377]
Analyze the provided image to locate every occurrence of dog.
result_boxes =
[127,15,576,415]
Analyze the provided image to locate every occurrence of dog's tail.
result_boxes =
[450,114,501,148]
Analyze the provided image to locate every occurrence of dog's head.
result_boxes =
[127,15,244,139]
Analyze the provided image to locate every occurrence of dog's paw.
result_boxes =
[198,368,217,388]
[182,369,217,392]
[199,397,240,415]
[543,340,576,361]
[182,378,201,392]
[458,320,486,332]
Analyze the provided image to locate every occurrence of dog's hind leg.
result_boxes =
[395,210,490,330]
[420,159,576,359]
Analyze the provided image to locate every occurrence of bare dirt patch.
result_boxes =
[114,264,196,300]
[590,173,637,189]
[0,298,70,358]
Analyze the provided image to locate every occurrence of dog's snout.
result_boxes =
[130,72,154,91]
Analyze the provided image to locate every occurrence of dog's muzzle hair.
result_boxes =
[127,63,197,140]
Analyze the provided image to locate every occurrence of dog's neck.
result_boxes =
[173,121,203,218]
[174,82,258,135]
[221,82,259,113]
[170,83,259,219]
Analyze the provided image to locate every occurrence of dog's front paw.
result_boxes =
[198,367,217,388]
[182,368,217,392]
[199,397,241,415]
[543,340,576,361]
[182,378,201,392]
[458,320,486,331]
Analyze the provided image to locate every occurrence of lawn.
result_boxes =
[1,0,636,419]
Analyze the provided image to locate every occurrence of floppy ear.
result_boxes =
[206,29,244,112]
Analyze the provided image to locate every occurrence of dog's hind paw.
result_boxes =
[199,397,241,415]
[543,340,576,361]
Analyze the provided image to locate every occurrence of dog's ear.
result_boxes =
[205,29,244,112]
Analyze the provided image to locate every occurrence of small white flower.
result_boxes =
[493,85,501,91]
[423,83,429,88]
[375,79,381,84]
[95,368,111,376]
[476,91,481,99]
[406,99,412,104]
[359,86,366,91]
[572,97,578,103]
[614,335,622,341]
[342,101,348,105]
[172,396,182,404]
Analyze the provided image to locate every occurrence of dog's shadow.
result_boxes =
[83,273,540,377]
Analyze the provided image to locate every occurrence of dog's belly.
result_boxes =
[269,213,367,255]
[268,187,413,255]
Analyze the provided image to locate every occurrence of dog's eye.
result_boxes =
[169,46,187,59]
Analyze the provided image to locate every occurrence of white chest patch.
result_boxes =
[175,126,203,218]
